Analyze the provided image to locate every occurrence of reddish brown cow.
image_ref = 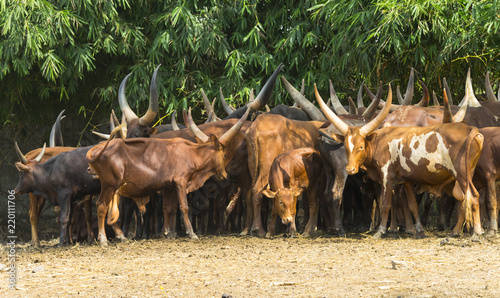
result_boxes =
[86,108,250,245]
[316,84,484,238]
[262,147,326,237]
[245,113,326,236]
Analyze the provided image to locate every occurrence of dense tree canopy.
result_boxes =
[1,0,499,130]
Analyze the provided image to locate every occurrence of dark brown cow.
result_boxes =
[472,127,500,236]
[316,84,484,238]
[15,124,76,245]
[262,147,326,237]
[86,108,250,245]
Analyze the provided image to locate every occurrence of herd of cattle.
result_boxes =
[13,63,500,246]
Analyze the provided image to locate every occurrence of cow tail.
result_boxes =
[106,193,120,225]
[463,128,483,230]
[87,123,125,163]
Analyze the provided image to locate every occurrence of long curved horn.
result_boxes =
[171,110,180,130]
[248,62,284,111]
[138,64,161,126]
[49,110,65,147]
[118,72,138,122]
[432,91,440,106]
[110,110,120,132]
[281,76,325,121]
[314,84,348,135]
[460,68,481,107]
[415,80,429,107]
[357,81,365,108]
[329,80,349,115]
[201,89,213,117]
[348,97,358,115]
[92,131,111,139]
[34,143,46,163]
[443,77,453,105]
[359,84,392,137]
[396,85,404,105]
[453,84,470,122]
[485,71,497,102]
[15,141,28,164]
[452,88,468,123]
[402,68,415,105]
[211,98,220,121]
[218,106,251,146]
[293,79,305,107]
[220,87,236,115]
[442,89,453,123]
[362,81,383,119]
[187,108,210,143]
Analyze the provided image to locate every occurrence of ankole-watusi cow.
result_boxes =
[14,111,76,245]
[316,84,484,238]
[262,147,326,237]
[86,107,250,245]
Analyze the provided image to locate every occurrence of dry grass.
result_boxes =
[1,231,500,297]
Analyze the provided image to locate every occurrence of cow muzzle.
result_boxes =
[346,166,358,175]
[281,217,293,225]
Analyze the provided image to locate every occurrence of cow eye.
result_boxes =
[279,200,284,206]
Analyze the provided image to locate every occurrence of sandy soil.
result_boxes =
[1,230,499,297]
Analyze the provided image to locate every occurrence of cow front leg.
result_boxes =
[303,189,319,237]
[58,197,71,247]
[266,203,279,238]
[29,194,45,246]
[83,196,94,243]
[404,183,425,238]
[177,185,198,239]
[373,185,393,239]
[331,175,347,235]
[250,190,266,237]
[162,189,178,238]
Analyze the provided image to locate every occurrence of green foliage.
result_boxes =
[1,0,500,127]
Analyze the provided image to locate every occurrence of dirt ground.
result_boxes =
[1,229,500,297]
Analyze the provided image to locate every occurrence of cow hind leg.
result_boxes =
[177,185,198,239]
[96,188,115,246]
[486,178,498,237]
[404,183,425,238]
[29,194,45,246]
[303,189,319,237]
[83,197,94,243]
[373,185,393,239]
[162,189,178,238]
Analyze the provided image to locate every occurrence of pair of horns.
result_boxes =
[186,106,250,146]
[15,142,46,164]
[118,64,161,126]
[316,84,393,137]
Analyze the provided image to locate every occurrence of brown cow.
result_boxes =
[316,84,484,238]
[262,147,326,237]
[472,127,500,236]
[86,108,250,245]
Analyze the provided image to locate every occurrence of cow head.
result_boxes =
[186,107,251,181]
[118,65,160,138]
[315,83,393,175]
[262,187,302,224]
[14,142,46,194]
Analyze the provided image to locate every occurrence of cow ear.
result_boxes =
[262,189,276,198]
[292,188,302,197]
[330,134,344,144]
[209,134,222,150]
[15,162,30,172]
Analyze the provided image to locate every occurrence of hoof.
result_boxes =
[450,231,461,238]
[240,229,249,236]
[250,228,266,237]
[265,232,273,239]
[189,234,199,240]
[485,229,496,238]
[436,224,446,232]
[99,240,108,247]
[372,231,383,239]
[415,231,426,239]
[471,234,481,242]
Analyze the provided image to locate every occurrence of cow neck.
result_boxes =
[362,133,375,172]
